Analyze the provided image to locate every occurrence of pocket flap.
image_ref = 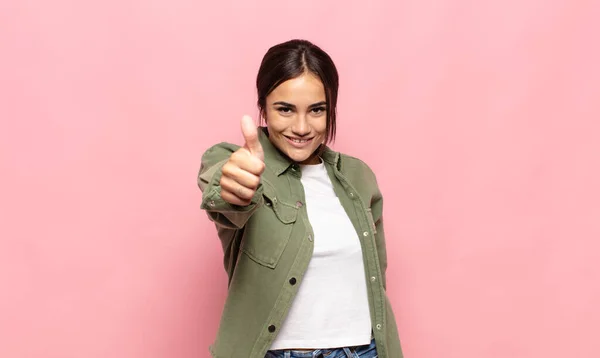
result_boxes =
[263,184,298,224]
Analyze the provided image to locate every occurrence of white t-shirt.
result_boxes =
[269,160,372,350]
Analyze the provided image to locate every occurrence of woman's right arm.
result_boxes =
[198,116,266,229]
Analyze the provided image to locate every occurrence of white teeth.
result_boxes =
[291,138,308,143]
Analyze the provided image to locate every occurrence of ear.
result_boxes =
[260,109,267,124]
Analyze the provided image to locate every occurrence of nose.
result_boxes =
[291,114,311,137]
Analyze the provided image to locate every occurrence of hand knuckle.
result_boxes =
[220,190,232,202]
[230,151,242,163]
[221,178,234,192]
[221,163,232,175]
[251,176,260,188]
[243,187,254,200]
[249,159,264,174]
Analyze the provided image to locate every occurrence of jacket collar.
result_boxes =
[257,127,340,176]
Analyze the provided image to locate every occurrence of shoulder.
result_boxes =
[338,152,378,185]
[336,151,383,204]
[201,142,241,164]
[202,141,241,155]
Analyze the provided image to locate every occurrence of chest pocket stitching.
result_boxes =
[240,182,298,268]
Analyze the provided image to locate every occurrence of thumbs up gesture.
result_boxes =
[219,115,266,206]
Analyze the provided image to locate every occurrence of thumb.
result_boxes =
[240,115,264,161]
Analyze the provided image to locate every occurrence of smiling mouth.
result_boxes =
[285,136,313,144]
[283,135,315,149]
[286,137,312,143]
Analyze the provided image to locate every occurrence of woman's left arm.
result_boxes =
[370,187,388,290]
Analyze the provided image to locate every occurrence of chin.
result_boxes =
[289,149,319,164]
[288,153,310,163]
[274,139,320,163]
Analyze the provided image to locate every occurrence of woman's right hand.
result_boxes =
[219,115,266,206]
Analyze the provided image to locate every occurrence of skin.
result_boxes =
[220,72,328,206]
[219,115,265,206]
[264,72,327,165]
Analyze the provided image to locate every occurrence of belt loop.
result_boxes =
[342,347,358,358]
[284,351,291,358]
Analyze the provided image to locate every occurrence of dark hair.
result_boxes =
[256,39,339,143]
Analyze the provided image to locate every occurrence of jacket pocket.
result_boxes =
[240,184,298,269]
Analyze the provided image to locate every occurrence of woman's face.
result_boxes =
[264,72,327,165]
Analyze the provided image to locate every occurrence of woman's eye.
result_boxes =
[312,107,326,114]
[277,107,292,113]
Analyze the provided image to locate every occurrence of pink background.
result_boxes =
[1,0,599,357]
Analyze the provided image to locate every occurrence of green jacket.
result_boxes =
[198,127,403,358]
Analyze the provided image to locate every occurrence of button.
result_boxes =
[308,235,313,242]
[209,200,215,207]
[268,325,276,332]
[349,192,354,197]
[265,202,272,206]
[363,231,369,237]
[370,276,377,282]
[376,323,382,330]
[296,201,303,208]
[289,277,297,285]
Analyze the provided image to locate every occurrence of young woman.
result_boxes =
[198,39,403,358]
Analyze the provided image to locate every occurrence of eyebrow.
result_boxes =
[272,101,327,109]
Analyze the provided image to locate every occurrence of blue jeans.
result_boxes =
[265,337,378,358]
